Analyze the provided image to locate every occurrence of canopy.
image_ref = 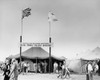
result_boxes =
[8,47,64,60]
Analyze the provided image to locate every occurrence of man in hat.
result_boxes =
[9,58,18,80]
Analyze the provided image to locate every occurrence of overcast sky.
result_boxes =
[0,0,100,61]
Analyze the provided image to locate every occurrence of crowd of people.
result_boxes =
[53,61,70,79]
[2,58,19,80]
[86,60,99,80]
[0,58,100,80]
[21,61,30,74]
[20,60,48,74]
[54,60,99,80]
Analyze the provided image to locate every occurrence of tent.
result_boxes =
[65,59,88,74]
[10,47,64,60]
[8,47,64,72]
[81,47,100,60]
[66,47,100,74]
[11,47,50,59]
[81,47,100,75]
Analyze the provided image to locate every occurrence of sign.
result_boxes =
[20,42,53,47]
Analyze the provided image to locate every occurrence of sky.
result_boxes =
[0,0,100,61]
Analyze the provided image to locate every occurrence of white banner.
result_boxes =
[20,42,53,47]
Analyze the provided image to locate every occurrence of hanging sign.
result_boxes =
[20,42,53,47]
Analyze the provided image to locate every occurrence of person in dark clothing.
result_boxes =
[44,61,47,73]
[40,62,44,73]
[58,63,62,73]
[57,63,62,78]
[3,59,10,80]
[86,62,89,80]
[86,61,93,80]
[97,60,100,76]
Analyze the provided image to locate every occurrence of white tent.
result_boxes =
[65,47,100,74]
[81,47,100,60]
[65,59,88,74]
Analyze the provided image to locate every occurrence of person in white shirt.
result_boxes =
[87,61,93,80]
[88,63,93,72]
[9,58,18,80]
[92,61,99,75]
[53,62,58,73]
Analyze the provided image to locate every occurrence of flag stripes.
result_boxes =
[22,8,31,19]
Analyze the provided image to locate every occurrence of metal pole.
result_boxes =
[36,57,38,73]
[20,12,23,72]
[49,21,52,73]
[20,35,22,72]
[49,37,52,73]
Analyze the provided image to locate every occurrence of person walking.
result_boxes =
[86,62,89,80]
[3,59,10,80]
[61,60,70,79]
[9,58,18,80]
[65,65,70,78]
[92,61,99,75]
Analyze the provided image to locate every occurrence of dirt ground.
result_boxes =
[0,73,100,80]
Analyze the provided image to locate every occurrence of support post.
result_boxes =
[49,21,52,73]
[49,37,52,73]
[20,14,23,72]
[20,35,22,71]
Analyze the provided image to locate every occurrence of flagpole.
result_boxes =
[20,10,23,72]
[49,21,52,73]
[19,8,31,73]
[48,11,58,73]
